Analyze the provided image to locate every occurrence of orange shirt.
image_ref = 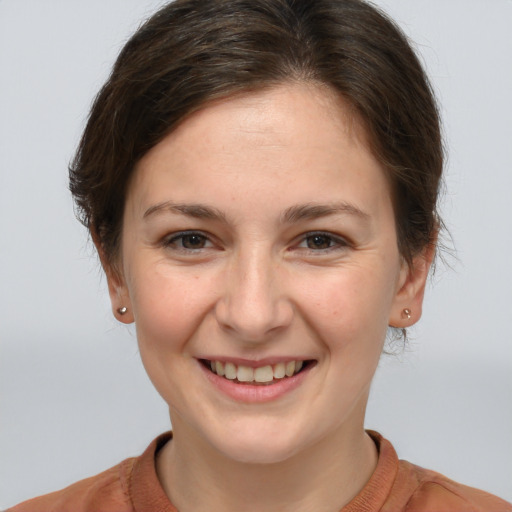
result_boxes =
[8,432,511,512]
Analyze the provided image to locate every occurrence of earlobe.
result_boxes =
[389,242,436,328]
[91,229,135,324]
[104,263,135,325]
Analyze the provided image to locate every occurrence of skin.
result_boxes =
[102,83,432,512]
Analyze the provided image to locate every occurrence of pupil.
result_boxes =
[183,235,204,248]
[308,235,330,249]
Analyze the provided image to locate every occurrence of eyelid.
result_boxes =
[163,230,215,250]
[160,230,350,253]
[295,231,351,251]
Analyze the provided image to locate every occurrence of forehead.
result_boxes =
[169,83,366,157]
[128,82,391,220]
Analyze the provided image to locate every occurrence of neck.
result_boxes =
[156,411,377,512]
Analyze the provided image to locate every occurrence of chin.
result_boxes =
[220,439,301,465]
[204,418,312,465]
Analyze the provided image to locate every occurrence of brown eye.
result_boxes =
[181,234,208,249]
[165,231,212,251]
[296,232,349,253]
[306,234,334,250]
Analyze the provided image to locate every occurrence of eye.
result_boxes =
[305,234,335,250]
[164,231,212,250]
[297,232,349,252]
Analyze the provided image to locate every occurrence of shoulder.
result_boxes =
[389,458,512,512]
[361,432,511,512]
[7,432,176,512]
[7,432,174,512]
[7,458,136,512]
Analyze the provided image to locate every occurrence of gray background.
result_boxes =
[1,0,511,507]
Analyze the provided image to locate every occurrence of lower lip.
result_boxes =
[198,361,313,403]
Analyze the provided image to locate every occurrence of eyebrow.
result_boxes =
[143,201,227,222]
[143,200,369,223]
[282,202,370,224]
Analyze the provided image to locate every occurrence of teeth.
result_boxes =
[273,362,285,379]
[215,361,225,377]
[285,361,296,377]
[224,362,237,380]
[254,365,274,383]
[237,365,254,382]
[207,360,305,382]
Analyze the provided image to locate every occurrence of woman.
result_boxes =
[6,0,511,510]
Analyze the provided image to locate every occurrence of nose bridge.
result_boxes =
[216,243,292,341]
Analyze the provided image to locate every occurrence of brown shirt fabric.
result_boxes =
[9,431,511,512]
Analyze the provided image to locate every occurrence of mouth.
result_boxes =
[200,359,314,386]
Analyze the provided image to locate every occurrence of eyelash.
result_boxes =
[295,231,350,253]
[162,230,349,255]
[163,231,213,251]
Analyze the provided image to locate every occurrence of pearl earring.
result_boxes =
[118,306,128,315]
[402,308,411,320]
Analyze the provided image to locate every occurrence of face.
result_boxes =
[109,83,427,464]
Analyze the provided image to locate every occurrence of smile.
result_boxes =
[201,359,310,385]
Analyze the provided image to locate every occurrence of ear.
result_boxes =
[389,241,436,328]
[91,229,134,324]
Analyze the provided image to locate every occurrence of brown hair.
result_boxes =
[70,0,443,268]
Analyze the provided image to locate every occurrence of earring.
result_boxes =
[118,306,128,315]
[402,308,411,320]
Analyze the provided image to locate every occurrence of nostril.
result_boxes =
[214,296,294,342]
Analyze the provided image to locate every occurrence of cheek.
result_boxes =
[296,264,396,350]
[127,262,218,353]
[125,265,220,408]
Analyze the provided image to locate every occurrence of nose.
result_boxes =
[214,247,293,343]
